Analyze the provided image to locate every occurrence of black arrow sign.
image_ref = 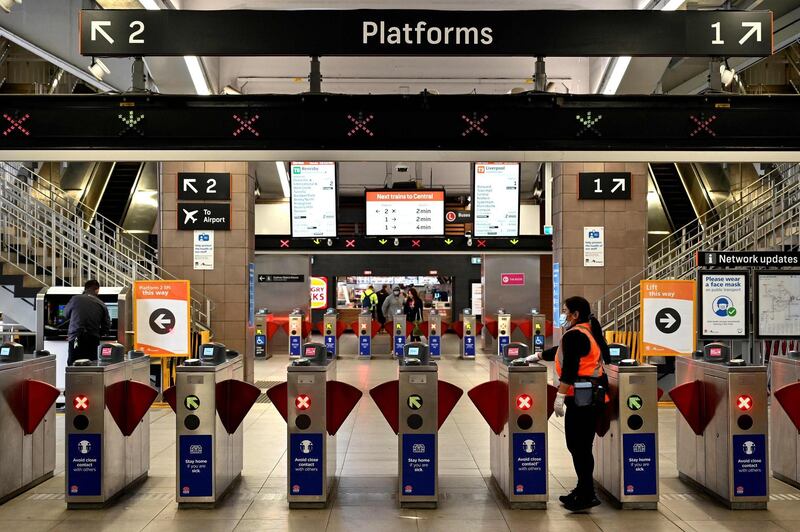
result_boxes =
[655,307,681,334]
[149,308,176,335]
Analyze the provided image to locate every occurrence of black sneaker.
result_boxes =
[563,495,601,512]
[558,491,578,504]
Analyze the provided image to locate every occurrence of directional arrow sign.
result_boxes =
[407,394,423,410]
[627,394,643,411]
[183,178,198,193]
[611,178,626,193]
[655,307,681,334]
[149,308,176,335]
[640,279,696,356]
[739,22,762,45]
[91,20,114,44]
[184,395,200,410]
[177,173,231,200]
[134,280,191,357]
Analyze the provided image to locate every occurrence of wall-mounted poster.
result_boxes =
[698,270,749,339]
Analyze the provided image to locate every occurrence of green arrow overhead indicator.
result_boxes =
[407,394,423,410]
[379,239,388,245]
[510,239,519,245]
[184,395,200,410]
[627,394,642,411]
[444,238,454,245]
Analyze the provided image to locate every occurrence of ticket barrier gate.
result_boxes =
[266,343,362,508]
[354,310,382,359]
[369,342,463,508]
[426,310,442,359]
[319,309,343,359]
[392,310,407,358]
[593,344,659,509]
[671,343,769,509]
[456,309,481,359]
[769,351,800,489]
[467,343,555,509]
[163,343,260,507]
[254,310,273,359]
[65,343,157,508]
[288,309,307,358]
[482,311,512,356]
[0,344,58,504]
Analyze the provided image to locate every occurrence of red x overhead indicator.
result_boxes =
[737,394,752,412]
[296,394,311,410]
[74,395,89,411]
[516,394,532,411]
[347,112,374,137]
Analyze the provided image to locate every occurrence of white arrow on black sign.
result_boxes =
[611,178,626,193]
[91,21,114,44]
[183,178,198,193]
[655,307,681,334]
[739,22,762,45]
[149,308,176,335]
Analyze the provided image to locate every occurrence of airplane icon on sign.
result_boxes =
[183,209,198,224]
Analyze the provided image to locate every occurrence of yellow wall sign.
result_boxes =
[310,276,328,310]
[639,279,696,356]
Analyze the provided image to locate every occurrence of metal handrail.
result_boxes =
[596,162,800,332]
[0,162,213,326]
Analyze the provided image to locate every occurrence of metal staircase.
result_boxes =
[0,162,212,327]
[596,162,800,333]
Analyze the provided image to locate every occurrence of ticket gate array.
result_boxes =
[370,342,463,508]
[163,343,260,507]
[266,343,362,508]
[770,352,800,489]
[468,343,555,509]
[0,344,58,505]
[671,343,769,509]
[593,344,660,509]
[65,343,157,508]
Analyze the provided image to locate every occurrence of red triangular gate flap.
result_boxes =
[266,320,283,340]
[670,380,707,435]
[515,320,533,339]
[467,380,508,435]
[437,380,463,429]
[315,321,325,336]
[369,380,399,434]
[336,321,348,338]
[326,381,363,435]
[301,321,313,339]
[775,382,800,432]
[216,379,261,434]
[20,380,59,435]
[266,381,288,422]
[484,319,499,338]
[544,320,553,337]
[657,387,665,401]
[371,320,383,338]
[418,321,429,337]
[163,386,177,413]
[451,321,464,338]
[546,384,558,419]
[105,380,158,437]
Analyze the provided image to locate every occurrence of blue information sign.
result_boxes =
[622,433,658,496]
[179,434,213,497]
[67,433,102,496]
[290,433,324,496]
[394,334,406,356]
[359,335,371,357]
[248,263,255,327]
[463,335,476,357]
[402,433,435,496]
[553,263,560,326]
[499,335,510,355]
[429,335,440,356]
[289,335,302,356]
[732,434,767,497]
[325,335,336,355]
[512,432,547,495]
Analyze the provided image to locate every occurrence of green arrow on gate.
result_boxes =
[408,394,423,410]
[627,394,642,411]
[184,395,200,410]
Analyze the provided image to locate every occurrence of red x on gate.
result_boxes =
[347,113,374,137]
[737,394,752,412]
[296,394,311,410]
[411,240,421,248]
[461,113,489,137]
[3,113,30,136]
[689,114,717,137]
[233,113,260,137]
[345,239,356,248]
[517,394,532,411]
[74,395,89,411]
[477,239,487,248]
[280,239,290,248]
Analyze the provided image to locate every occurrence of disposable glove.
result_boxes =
[554,392,567,417]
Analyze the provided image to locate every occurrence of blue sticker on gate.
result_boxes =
[499,335,510,354]
[394,334,406,356]
[255,334,266,346]
[359,335,371,357]
[290,432,323,496]
[429,335,440,356]
[464,335,475,357]
[325,335,336,355]
[732,434,767,497]
[179,434,213,497]
[622,433,658,496]
[67,433,101,496]
[512,432,547,495]
[533,334,545,351]
[402,433,435,496]
[289,335,302,356]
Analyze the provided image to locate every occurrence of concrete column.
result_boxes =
[159,162,256,382]
[552,162,648,323]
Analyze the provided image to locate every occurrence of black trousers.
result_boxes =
[564,397,599,498]
[67,333,100,366]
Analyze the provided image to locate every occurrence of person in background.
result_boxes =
[529,295,610,512]
[360,284,379,320]
[376,284,390,326]
[405,287,424,341]
[381,286,405,327]
[64,279,111,365]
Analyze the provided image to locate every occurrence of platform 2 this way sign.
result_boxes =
[640,279,696,357]
[134,280,191,357]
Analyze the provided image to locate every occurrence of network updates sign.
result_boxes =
[698,251,800,267]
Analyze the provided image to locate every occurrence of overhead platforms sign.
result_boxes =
[79,9,773,57]
[640,280,696,356]
[133,280,191,357]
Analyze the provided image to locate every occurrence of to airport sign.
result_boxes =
[80,9,773,58]
[133,280,191,357]
[177,202,230,231]
[639,279,696,357]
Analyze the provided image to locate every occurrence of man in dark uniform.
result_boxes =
[64,280,111,365]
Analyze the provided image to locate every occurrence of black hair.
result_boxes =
[564,295,611,364]
[84,279,100,291]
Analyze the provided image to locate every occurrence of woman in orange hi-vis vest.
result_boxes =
[530,295,611,512]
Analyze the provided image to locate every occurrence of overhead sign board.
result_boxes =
[133,280,191,357]
[640,280,696,356]
[698,250,800,268]
[177,202,230,231]
[177,172,230,201]
[366,189,444,237]
[290,162,337,238]
[578,172,631,200]
[473,162,519,238]
[258,274,305,283]
[698,270,749,339]
[80,9,773,58]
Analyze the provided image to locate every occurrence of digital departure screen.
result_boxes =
[366,189,445,236]
[0,347,9,357]
[202,347,215,358]
[473,162,520,237]
[407,347,420,356]
[290,162,337,238]
[100,346,112,357]
[305,346,318,357]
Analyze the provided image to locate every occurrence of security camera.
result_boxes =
[0,0,22,13]
[89,58,111,81]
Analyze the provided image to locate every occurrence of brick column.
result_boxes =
[552,163,648,320]
[159,162,256,382]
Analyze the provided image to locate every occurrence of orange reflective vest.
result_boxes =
[555,322,605,397]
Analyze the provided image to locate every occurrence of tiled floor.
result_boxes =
[3,334,800,531]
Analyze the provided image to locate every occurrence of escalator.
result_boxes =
[95,162,142,225]
[649,163,698,235]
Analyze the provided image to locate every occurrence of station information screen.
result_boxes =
[365,189,444,236]
[473,162,520,237]
[756,271,800,338]
[290,161,337,238]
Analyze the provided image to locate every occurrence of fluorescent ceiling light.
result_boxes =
[276,162,290,198]
[661,0,685,10]
[138,0,160,9]
[184,56,211,95]
[601,56,631,95]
